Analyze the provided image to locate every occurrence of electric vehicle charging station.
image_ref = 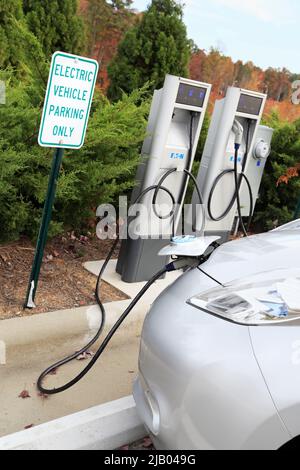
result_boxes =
[26,68,289,451]
[191,87,271,242]
[117,75,211,283]
[14,68,299,450]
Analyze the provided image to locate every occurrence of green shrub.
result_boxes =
[56,88,150,230]
[255,112,300,230]
[23,0,86,57]
[0,70,149,242]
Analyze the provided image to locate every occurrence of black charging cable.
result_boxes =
[151,167,177,236]
[152,112,196,219]
[207,121,253,236]
[37,265,171,395]
[152,113,205,235]
[178,112,197,202]
[233,144,249,237]
[37,183,177,395]
[37,115,205,395]
[184,169,205,234]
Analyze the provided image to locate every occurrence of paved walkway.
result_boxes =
[0,260,180,438]
[1,330,140,438]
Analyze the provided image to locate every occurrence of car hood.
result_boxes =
[202,230,300,285]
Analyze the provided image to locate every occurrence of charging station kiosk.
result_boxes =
[191,87,272,241]
[117,75,211,283]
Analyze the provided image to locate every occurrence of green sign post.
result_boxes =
[25,52,98,308]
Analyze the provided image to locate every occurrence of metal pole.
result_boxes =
[24,147,64,308]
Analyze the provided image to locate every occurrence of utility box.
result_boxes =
[117,75,211,283]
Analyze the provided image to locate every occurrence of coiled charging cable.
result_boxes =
[37,114,205,395]
[37,183,178,395]
[207,122,253,237]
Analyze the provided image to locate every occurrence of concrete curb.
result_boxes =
[0,300,148,352]
[0,301,137,349]
[0,396,145,450]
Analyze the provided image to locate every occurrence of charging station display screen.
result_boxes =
[237,94,263,116]
[176,84,207,108]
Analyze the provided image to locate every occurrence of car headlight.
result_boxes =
[188,268,300,327]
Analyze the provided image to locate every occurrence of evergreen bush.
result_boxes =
[0,70,149,241]
[255,112,300,229]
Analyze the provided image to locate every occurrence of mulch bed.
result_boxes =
[0,233,127,320]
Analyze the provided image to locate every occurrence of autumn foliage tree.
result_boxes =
[278,164,300,185]
[86,0,134,58]
[189,47,300,121]
[107,0,192,101]
[201,48,235,95]
[83,0,136,90]
[264,67,292,102]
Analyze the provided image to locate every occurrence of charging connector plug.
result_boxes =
[166,258,200,272]
[232,120,244,147]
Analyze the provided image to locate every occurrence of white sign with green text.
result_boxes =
[38,51,99,149]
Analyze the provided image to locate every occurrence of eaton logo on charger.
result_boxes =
[169,152,186,160]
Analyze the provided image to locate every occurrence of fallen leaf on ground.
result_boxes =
[38,392,49,400]
[143,437,153,448]
[76,351,95,361]
[24,424,34,430]
[19,390,31,399]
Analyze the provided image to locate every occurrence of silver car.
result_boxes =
[134,221,300,450]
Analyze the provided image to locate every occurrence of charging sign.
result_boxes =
[38,52,99,149]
